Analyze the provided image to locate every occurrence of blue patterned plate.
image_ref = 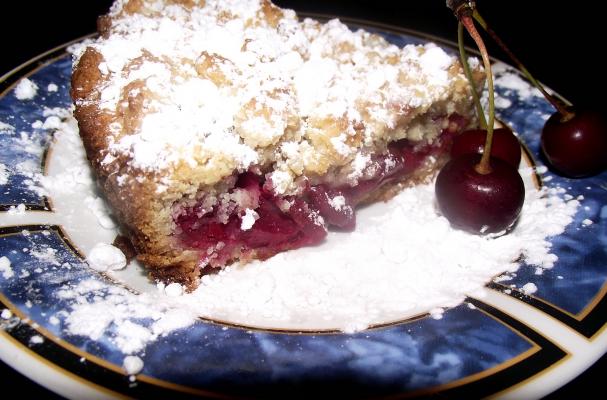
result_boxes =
[1,18,606,399]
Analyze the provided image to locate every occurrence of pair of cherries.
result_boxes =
[436,1,607,235]
[438,109,607,235]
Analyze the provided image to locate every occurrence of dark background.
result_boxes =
[1,1,605,398]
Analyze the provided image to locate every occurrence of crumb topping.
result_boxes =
[72,0,472,194]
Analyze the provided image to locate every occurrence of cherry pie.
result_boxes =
[71,0,481,287]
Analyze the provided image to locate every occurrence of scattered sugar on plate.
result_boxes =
[123,355,144,375]
[86,243,127,272]
[7,204,26,215]
[29,335,44,345]
[47,83,59,92]
[0,121,15,133]
[164,283,184,297]
[85,196,117,229]
[582,219,593,226]
[0,45,584,355]
[44,169,579,354]
[0,163,9,185]
[493,63,543,99]
[14,78,39,100]
[0,256,14,279]
[521,282,538,295]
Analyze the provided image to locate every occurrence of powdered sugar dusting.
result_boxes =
[123,355,144,375]
[0,257,14,279]
[0,121,15,133]
[493,63,543,100]
[71,0,472,192]
[86,243,127,272]
[14,78,39,100]
[328,195,346,211]
[0,164,9,185]
[0,1,584,358]
[3,106,579,353]
[0,105,581,354]
[46,169,577,353]
[240,208,259,230]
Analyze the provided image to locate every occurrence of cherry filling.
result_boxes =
[175,115,467,268]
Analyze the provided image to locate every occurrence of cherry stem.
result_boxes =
[460,15,494,175]
[472,9,575,120]
[458,22,487,129]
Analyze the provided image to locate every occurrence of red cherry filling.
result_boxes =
[175,115,468,268]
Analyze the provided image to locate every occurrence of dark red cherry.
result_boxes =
[451,128,521,168]
[540,109,607,178]
[435,154,525,234]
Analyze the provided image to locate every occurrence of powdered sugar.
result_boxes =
[0,104,581,354]
[29,335,44,345]
[14,78,39,100]
[0,121,15,133]
[0,257,14,279]
[48,167,577,352]
[123,355,144,375]
[71,0,472,192]
[189,175,577,329]
[85,196,117,229]
[86,243,127,272]
[521,282,538,295]
[0,1,583,359]
[0,164,9,185]
[328,195,346,211]
[7,204,26,215]
[2,99,576,352]
[493,63,543,100]
[240,208,259,230]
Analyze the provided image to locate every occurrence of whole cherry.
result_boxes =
[439,2,525,235]
[451,127,521,168]
[436,154,525,234]
[469,7,607,178]
[541,109,607,178]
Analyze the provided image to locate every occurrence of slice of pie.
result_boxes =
[71,0,481,287]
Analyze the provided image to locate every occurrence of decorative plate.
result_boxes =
[1,18,606,399]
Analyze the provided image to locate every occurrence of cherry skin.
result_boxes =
[435,154,525,234]
[451,127,521,168]
[540,109,607,178]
